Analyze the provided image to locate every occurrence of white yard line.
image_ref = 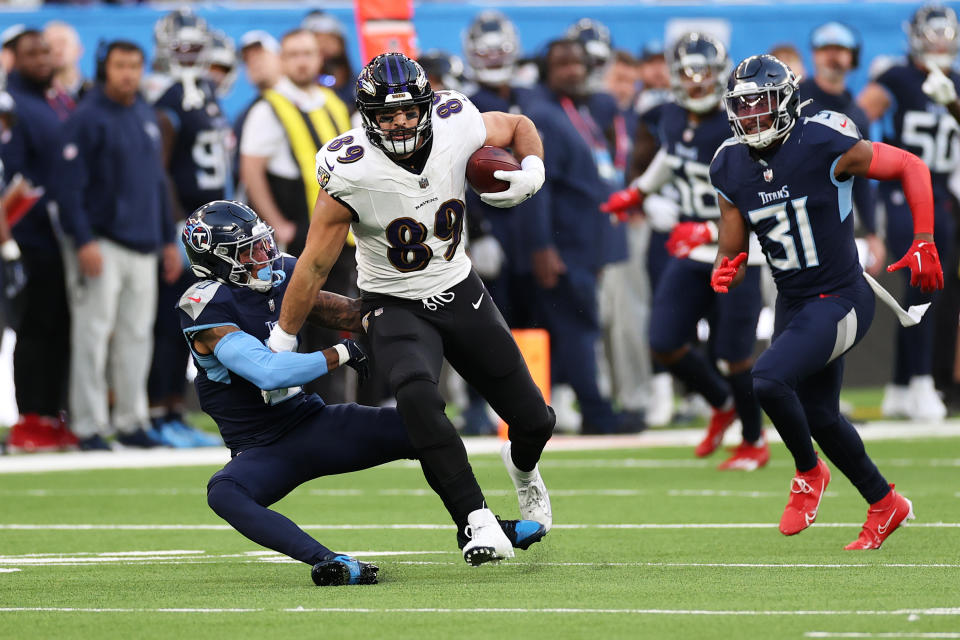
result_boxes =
[2,423,958,474]
[1,606,958,616]
[0,522,957,531]
[806,634,960,638]
[394,561,960,569]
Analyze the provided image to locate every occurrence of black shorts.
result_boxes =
[361,270,524,392]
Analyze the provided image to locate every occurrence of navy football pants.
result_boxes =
[206,403,416,565]
[752,276,889,503]
[883,184,955,385]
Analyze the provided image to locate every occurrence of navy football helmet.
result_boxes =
[418,49,467,92]
[908,3,959,69]
[205,30,237,97]
[356,53,434,157]
[669,32,731,114]
[182,201,283,293]
[723,54,800,149]
[566,18,612,91]
[463,11,521,86]
[154,8,210,74]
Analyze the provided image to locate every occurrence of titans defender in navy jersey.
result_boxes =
[604,33,767,469]
[179,201,547,584]
[712,55,943,550]
[857,4,960,420]
[148,11,235,448]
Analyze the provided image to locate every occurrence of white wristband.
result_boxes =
[0,239,21,261]
[333,343,350,366]
[268,324,297,352]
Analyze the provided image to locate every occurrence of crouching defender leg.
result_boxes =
[206,403,414,585]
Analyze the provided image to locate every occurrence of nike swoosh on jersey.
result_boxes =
[188,296,202,302]
[472,293,484,309]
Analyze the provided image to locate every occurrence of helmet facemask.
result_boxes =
[669,34,731,115]
[463,11,520,86]
[724,83,795,149]
[187,219,283,292]
[356,56,435,158]
[673,56,724,113]
[910,8,960,70]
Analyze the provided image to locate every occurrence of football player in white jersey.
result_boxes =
[268,53,554,566]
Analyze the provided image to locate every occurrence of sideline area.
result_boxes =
[2,420,957,474]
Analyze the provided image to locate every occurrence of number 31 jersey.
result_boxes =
[315,90,486,299]
[710,111,863,298]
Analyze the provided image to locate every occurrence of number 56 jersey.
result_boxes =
[315,90,487,300]
[710,111,864,299]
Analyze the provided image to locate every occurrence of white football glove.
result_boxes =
[922,64,958,105]
[469,235,505,280]
[267,323,297,353]
[480,155,545,208]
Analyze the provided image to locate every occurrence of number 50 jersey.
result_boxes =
[874,62,960,198]
[710,111,864,299]
[315,90,487,300]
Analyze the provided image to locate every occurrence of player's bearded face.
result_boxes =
[374,106,423,156]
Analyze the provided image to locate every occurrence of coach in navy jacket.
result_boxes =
[1,28,76,446]
[523,38,640,435]
[56,40,181,450]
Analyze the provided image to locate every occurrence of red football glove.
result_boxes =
[666,221,716,258]
[600,187,643,222]
[888,239,944,293]
[710,252,748,293]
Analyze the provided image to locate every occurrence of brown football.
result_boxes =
[466,146,521,194]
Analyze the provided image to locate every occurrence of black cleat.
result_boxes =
[311,555,379,586]
[457,517,547,551]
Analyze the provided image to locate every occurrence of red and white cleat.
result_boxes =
[779,458,831,535]
[6,414,62,453]
[717,438,770,471]
[694,405,737,457]
[844,484,915,550]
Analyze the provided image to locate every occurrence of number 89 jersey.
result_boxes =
[710,111,864,298]
[315,90,486,299]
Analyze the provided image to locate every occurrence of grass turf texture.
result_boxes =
[1,439,958,639]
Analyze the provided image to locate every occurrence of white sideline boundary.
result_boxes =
[1,421,959,474]
[0,606,958,617]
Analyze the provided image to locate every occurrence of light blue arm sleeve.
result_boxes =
[213,330,328,390]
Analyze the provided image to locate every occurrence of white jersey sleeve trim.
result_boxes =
[635,147,673,194]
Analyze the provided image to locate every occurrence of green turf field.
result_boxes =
[1,438,958,639]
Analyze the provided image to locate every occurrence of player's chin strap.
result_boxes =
[862,272,930,327]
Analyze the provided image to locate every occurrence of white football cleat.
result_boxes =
[881,384,910,418]
[501,441,552,532]
[647,373,674,427]
[907,376,946,422]
[462,507,514,566]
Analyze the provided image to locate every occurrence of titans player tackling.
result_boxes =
[711,55,943,550]
[269,54,554,566]
[178,200,547,585]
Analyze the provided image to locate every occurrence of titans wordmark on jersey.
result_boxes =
[711,110,864,298]
[315,90,486,300]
